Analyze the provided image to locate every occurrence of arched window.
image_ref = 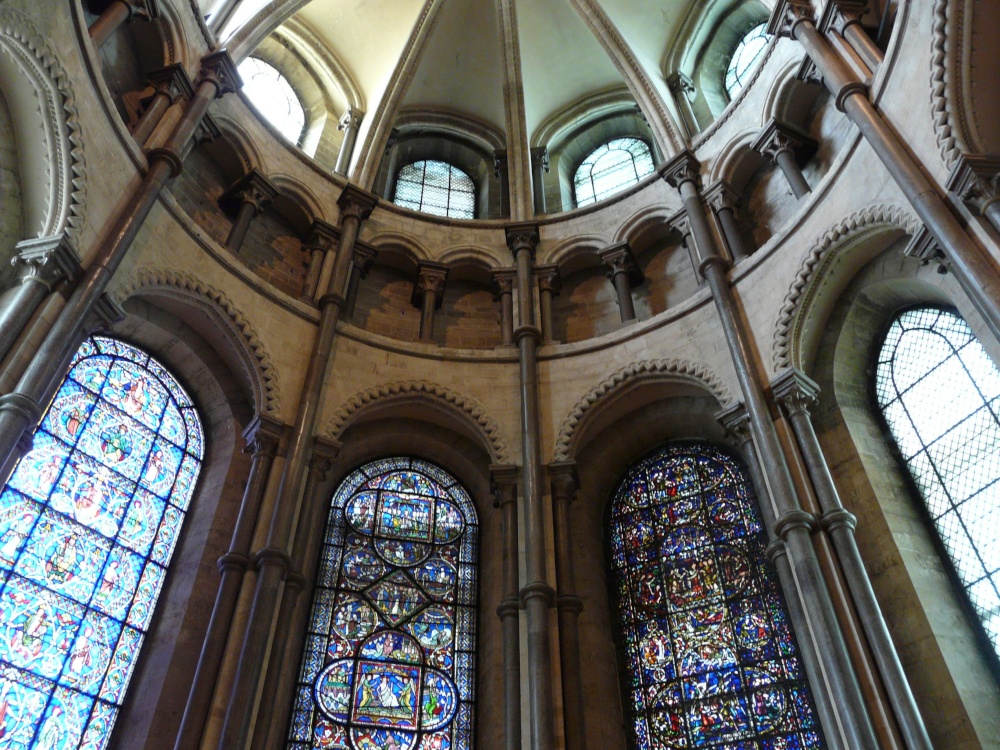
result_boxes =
[875,306,1000,659]
[573,137,655,208]
[393,160,476,219]
[287,457,478,750]
[725,23,770,99]
[0,335,203,748]
[608,443,824,749]
[237,56,306,144]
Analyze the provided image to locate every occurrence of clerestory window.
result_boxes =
[237,56,307,144]
[0,335,203,749]
[286,457,478,750]
[573,137,655,208]
[725,23,771,99]
[393,160,476,220]
[608,443,825,749]
[875,306,1000,660]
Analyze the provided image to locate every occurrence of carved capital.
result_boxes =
[491,268,517,299]
[147,62,194,103]
[122,0,160,21]
[302,218,340,254]
[338,107,364,132]
[599,241,644,286]
[766,0,816,39]
[411,262,449,307]
[530,147,549,173]
[352,242,378,277]
[337,185,379,223]
[535,264,561,295]
[903,227,950,275]
[505,222,540,258]
[771,367,820,418]
[13,234,82,289]
[241,414,285,458]
[490,464,519,508]
[220,168,278,215]
[716,402,752,446]
[751,119,818,164]
[704,180,741,214]
[86,294,126,333]
[549,460,578,503]
[796,57,823,86]
[667,208,691,241]
[666,70,696,98]
[309,435,341,481]
[197,50,242,98]
[193,114,222,149]
[493,149,508,179]
[659,149,702,191]
[818,0,869,35]
[945,153,1000,215]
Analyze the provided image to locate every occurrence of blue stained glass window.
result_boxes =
[573,137,655,208]
[608,443,824,750]
[875,306,1000,658]
[287,458,478,750]
[0,335,203,749]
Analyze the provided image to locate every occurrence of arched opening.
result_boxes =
[393,160,476,220]
[573,137,655,208]
[237,56,306,145]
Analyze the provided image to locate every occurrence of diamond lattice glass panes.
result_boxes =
[875,306,1000,657]
[725,23,771,99]
[574,137,655,208]
[0,335,203,749]
[237,56,306,143]
[287,458,478,750]
[608,443,825,750]
[393,160,476,219]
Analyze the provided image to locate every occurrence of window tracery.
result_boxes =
[875,306,1000,659]
[0,335,203,749]
[237,56,307,144]
[573,137,655,208]
[287,458,478,750]
[725,23,770,99]
[608,443,824,749]
[393,160,476,220]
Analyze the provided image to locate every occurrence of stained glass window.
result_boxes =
[0,335,203,749]
[237,57,306,144]
[393,160,476,219]
[875,306,1000,658]
[287,457,478,750]
[573,137,655,208]
[608,443,824,750]
[725,23,770,99]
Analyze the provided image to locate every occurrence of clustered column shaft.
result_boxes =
[492,269,517,346]
[535,265,560,342]
[492,466,522,750]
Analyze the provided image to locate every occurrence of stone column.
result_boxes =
[705,180,749,262]
[549,462,587,750]
[173,415,284,750]
[492,465,522,750]
[492,268,517,346]
[0,50,241,479]
[495,150,511,218]
[335,107,364,176]
[530,147,549,214]
[0,235,81,366]
[131,64,194,147]
[535,265,561,343]
[300,219,339,303]
[667,71,699,139]
[217,186,378,750]
[946,154,1000,236]
[819,0,884,71]
[506,222,556,750]
[497,0,534,220]
[88,0,158,47]
[220,169,278,253]
[599,241,643,323]
[751,119,817,199]
[770,0,1000,345]
[345,242,377,319]
[661,149,878,750]
[717,404,846,750]
[772,369,933,750]
[411,262,448,342]
[252,436,340,750]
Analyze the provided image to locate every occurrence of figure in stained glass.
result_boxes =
[608,443,824,749]
[0,335,203,750]
[288,458,477,750]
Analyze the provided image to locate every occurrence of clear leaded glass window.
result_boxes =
[875,306,1000,657]
[393,161,476,220]
[0,335,203,748]
[608,443,824,749]
[573,137,655,208]
[287,457,478,750]
[725,23,771,99]
[237,57,306,144]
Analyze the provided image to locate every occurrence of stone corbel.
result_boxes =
[87,294,127,333]
[904,226,950,275]
[338,107,364,132]
[945,154,1000,231]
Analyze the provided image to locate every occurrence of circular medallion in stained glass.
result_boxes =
[411,557,457,600]
[332,597,378,642]
[432,501,463,543]
[342,550,386,588]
